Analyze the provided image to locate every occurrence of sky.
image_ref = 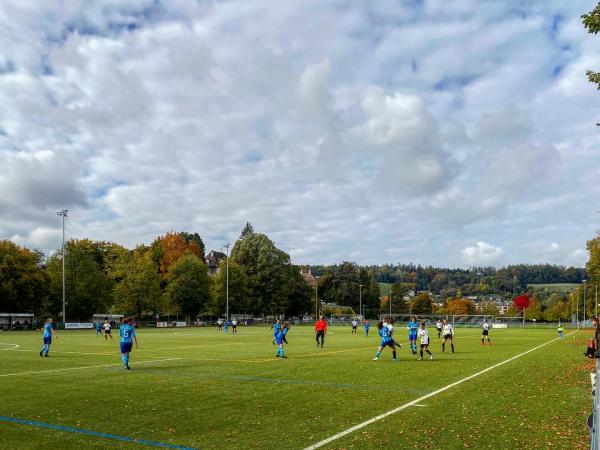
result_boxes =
[1,0,599,268]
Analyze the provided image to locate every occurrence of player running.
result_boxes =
[373,321,397,361]
[363,319,370,337]
[119,317,138,370]
[315,315,327,348]
[103,320,113,340]
[481,320,491,345]
[408,316,419,354]
[271,319,282,345]
[39,318,57,357]
[275,322,290,358]
[418,321,433,360]
[351,319,358,334]
[435,319,443,338]
[95,321,103,337]
[441,319,455,353]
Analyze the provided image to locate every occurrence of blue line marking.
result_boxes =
[0,416,197,449]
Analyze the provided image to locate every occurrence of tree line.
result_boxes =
[0,224,595,321]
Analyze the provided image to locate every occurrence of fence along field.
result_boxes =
[0,325,591,449]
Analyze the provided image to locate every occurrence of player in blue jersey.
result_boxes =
[95,321,102,337]
[271,319,282,345]
[372,321,397,361]
[39,318,57,357]
[119,317,138,370]
[275,322,290,358]
[363,319,370,337]
[407,316,419,355]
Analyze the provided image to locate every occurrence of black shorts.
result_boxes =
[104,329,111,334]
[420,339,429,348]
[316,330,325,338]
[352,325,357,329]
[443,334,452,340]
[232,325,237,329]
[482,330,489,336]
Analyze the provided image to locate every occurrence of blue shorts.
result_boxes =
[381,339,395,348]
[43,336,51,345]
[409,333,417,340]
[120,342,133,353]
[275,336,284,345]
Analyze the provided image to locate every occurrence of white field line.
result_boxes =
[0,357,182,378]
[303,331,576,450]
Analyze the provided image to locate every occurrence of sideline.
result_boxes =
[303,330,577,449]
[0,357,182,378]
[0,415,196,449]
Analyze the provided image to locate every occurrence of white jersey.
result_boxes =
[217,320,223,325]
[418,328,429,344]
[102,323,111,331]
[436,321,442,329]
[483,322,490,331]
[442,324,454,336]
[232,320,237,326]
[352,320,358,327]
[386,324,394,337]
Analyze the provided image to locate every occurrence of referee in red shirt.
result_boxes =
[315,315,327,348]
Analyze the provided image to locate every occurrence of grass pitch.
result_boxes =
[0,325,592,449]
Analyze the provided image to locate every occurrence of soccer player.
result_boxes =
[224,320,229,333]
[373,321,397,361]
[418,321,433,360]
[232,319,238,334]
[39,318,57,357]
[95,321,103,337]
[315,315,327,348]
[481,320,491,345]
[557,322,565,339]
[217,318,223,331]
[275,322,290,358]
[435,319,443,338]
[119,317,138,370]
[387,318,401,349]
[271,319,282,345]
[103,320,113,340]
[351,319,358,334]
[441,319,455,353]
[363,319,370,337]
[408,316,419,355]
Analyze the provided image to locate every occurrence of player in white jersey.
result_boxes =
[351,319,358,334]
[102,320,113,340]
[386,318,401,349]
[441,319,454,353]
[435,319,443,338]
[417,321,433,360]
[481,320,491,345]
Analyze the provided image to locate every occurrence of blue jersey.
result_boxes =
[119,324,136,343]
[43,323,53,337]
[273,323,281,335]
[364,322,370,329]
[277,327,289,339]
[379,326,392,343]
[408,321,419,336]
[95,322,102,330]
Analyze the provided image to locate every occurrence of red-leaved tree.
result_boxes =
[513,294,531,310]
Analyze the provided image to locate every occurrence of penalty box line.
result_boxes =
[303,331,577,450]
[0,358,182,378]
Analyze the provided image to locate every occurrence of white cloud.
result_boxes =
[462,242,504,265]
[0,0,598,267]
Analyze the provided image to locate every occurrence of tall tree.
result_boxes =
[583,3,600,88]
[113,251,163,318]
[230,230,293,315]
[0,240,49,316]
[165,254,212,319]
[152,231,203,274]
[212,259,249,315]
[46,239,113,320]
[287,266,313,317]
[180,232,206,261]
[319,262,361,310]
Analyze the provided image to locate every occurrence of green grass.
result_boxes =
[379,282,392,296]
[0,325,592,449]
[527,283,581,293]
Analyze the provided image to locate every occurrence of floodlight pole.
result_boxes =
[57,210,68,326]
[224,243,230,321]
[315,276,319,319]
[359,284,363,319]
[389,291,392,316]
[584,279,587,327]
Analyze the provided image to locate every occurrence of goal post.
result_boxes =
[378,313,495,328]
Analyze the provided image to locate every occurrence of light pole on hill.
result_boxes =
[57,210,68,326]
[224,243,230,321]
[389,291,392,316]
[583,279,587,326]
[314,276,320,319]
[359,284,363,319]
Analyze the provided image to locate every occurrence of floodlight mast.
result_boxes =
[224,243,230,321]
[57,210,68,326]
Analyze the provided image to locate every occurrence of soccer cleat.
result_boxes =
[372,357,379,361]
[39,351,43,357]
[282,356,287,359]
[126,365,131,370]
[392,358,397,362]
[418,357,423,361]
[430,354,434,360]
[44,354,49,357]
